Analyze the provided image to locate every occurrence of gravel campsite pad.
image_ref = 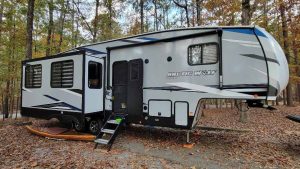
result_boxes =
[0,106,299,168]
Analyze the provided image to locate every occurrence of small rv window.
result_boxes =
[51,60,74,88]
[188,43,218,65]
[88,61,102,89]
[25,64,42,88]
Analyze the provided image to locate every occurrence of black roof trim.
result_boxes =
[77,47,106,54]
[22,50,85,64]
[108,30,219,50]
[81,26,255,48]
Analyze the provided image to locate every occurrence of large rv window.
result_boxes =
[88,61,102,89]
[25,64,42,88]
[188,43,218,65]
[51,60,74,88]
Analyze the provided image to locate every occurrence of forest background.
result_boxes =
[0,0,299,117]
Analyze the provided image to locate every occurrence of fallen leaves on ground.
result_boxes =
[0,106,299,168]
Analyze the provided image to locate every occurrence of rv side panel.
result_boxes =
[109,33,220,129]
[222,28,268,97]
[21,53,83,119]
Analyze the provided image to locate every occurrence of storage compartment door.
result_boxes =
[175,102,188,126]
[149,100,171,117]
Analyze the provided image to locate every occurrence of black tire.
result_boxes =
[88,119,103,135]
[73,118,86,132]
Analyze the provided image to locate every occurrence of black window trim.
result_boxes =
[187,42,219,66]
[88,61,102,89]
[25,64,42,88]
[50,60,74,88]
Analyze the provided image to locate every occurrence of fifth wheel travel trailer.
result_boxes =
[21,26,289,147]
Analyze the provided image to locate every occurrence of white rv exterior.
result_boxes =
[21,26,289,133]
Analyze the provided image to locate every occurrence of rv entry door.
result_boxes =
[127,59,143,122]
[85,56,104,113]
[112,59,143,122]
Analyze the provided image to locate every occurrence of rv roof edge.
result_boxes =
[81,25,255,48]
[108,30,218,50]
[22,50,85,64]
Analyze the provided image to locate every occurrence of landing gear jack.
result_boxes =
[235,100,249,123]
[186,131,190,144]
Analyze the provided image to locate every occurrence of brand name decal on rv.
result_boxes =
[167,70,217,77]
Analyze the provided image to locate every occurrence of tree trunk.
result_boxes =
[26,0,35,59]
[15,96,19,119]
[283,90,287,105]
[10,96,14,118]
[71,1,75,47]
[57,0,66,52]
[3,81,10,118]
[279,1,293,106]
[184,0,189,27]
[9,17,17,118]
[46,0,54,56]
[1,93,4,115]
[196,0,202,26]
[180,9,183,27]
[276,97,279,105]
[165,4,170,29]
[34,16,39,54]
[92,0,100,42]
[0,0,3,42]
[291,20,300,102]
[192,3,195,27]
[145,12,149,32]
[263,0,268,28]
[107,0,113,38]
[75,17,79,47]
[140,0,144,33]
[153,0,158,31]
[241,0,250,25]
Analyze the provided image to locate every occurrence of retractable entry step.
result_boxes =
[94,113,126,151]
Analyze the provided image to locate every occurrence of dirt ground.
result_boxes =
[0,106,299,169]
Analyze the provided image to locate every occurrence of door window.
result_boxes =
[88,61,102,89]
[130,62,139,80]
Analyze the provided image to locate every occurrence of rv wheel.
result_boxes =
[73,119,86,132]
[89,119,103,135]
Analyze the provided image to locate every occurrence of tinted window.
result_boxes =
[113,61,128,85]
[25,64,42,88]
[51,60,73,88]
[88,61,102,89]
[188,43,218,65]
[130,62,139,80]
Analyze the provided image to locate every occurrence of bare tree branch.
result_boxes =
[72,0,93,36]
[173,0,186,9]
